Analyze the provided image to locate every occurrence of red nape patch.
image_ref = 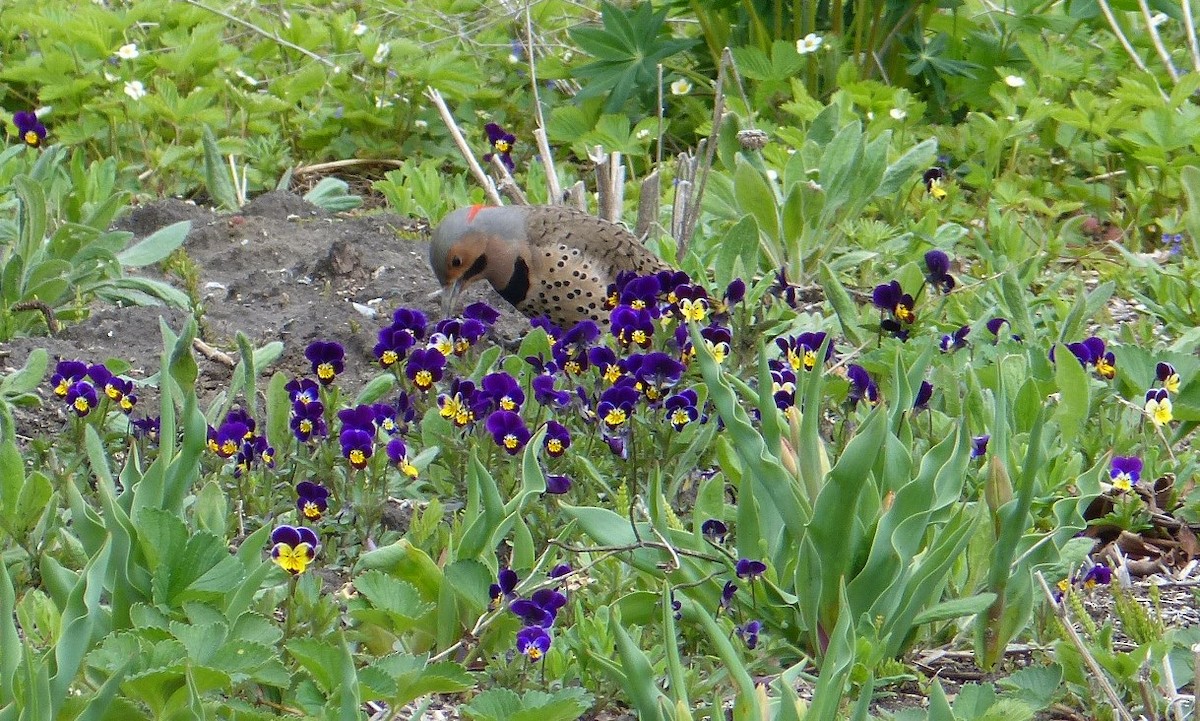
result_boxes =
[466,205,488,222]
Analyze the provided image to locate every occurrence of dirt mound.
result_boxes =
[3,193,530,438]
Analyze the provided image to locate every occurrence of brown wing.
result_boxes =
[524,206,669,278]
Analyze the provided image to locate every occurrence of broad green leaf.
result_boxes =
[911,593,998,625]
[116,220,190,267]
[1051,343,1089,447]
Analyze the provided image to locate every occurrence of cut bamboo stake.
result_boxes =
[426,87,503,207]
[672,149,699,246]
[534,128,562,204]
[595,150,625,223]
[635,170,660,240]
[565,181,587,211]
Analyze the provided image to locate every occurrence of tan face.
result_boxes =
[437,236,488,290]
[434,233,493,317]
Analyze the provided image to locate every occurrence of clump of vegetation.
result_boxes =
[2,0,1199,719]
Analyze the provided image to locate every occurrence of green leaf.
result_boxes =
[366,654,474,708]
[0,347,47,396]
[201,126,240,211]
[733,158,779,244]
[879,138,938,197]
[286,637,341,695]
[352,570,433,632]
[0,558,19,701]
[818,261,866,347]
[1051,343,1089,447]
[912,593,998,625]
[116,221,191,267]
[442,560,491,612]
[610,613,666,720]
[354,373,397,406]
[997,664,1063,709]
[715,216,761,289]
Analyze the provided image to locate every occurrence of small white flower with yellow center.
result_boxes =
[796,33,823,55]
[116,43,139,60]
[670,78,692,96]
[124,80,147,100]
[1004,75,1026,88]
[890,107,907,120]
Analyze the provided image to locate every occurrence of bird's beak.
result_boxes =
[440,278,464,318]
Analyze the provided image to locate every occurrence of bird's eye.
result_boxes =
[451,256,463,268]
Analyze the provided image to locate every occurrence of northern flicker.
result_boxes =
[429,204,669,328]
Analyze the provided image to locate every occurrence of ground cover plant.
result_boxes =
[2,0,1200,719]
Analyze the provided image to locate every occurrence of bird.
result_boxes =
[429,204,669,328]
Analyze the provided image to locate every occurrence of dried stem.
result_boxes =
[1035,571,1137,721]
[680,48,733,250]
[1183,0,1200,73]
[565,180,587,211]
[293,158,406,176]
[1095,0,1151,74]
[426,87,503,206]
[524,1,563,203]
[11,300,59,335]
[1136,0,1179,82]
[489,155,529,205]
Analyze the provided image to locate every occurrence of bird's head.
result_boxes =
[430,205,527,317]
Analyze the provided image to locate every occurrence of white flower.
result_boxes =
[670,78,692,96]
[104,71,118,83]
[414,119,428,129]
[1150,11,1168,26]
[374,96,393,109]
[372,43,390,65]
[352,22,368,36]
[124,80,146,100]
[116,43,139,60]
[796,33,823,55]
[635,128,651,140]
[1004,74,1026,88]
[866,111,875,120]
[890,107,907,120]
[234,69,259,86]
[766,169,779,182]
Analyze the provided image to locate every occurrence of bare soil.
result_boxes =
[2,191,530,439]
